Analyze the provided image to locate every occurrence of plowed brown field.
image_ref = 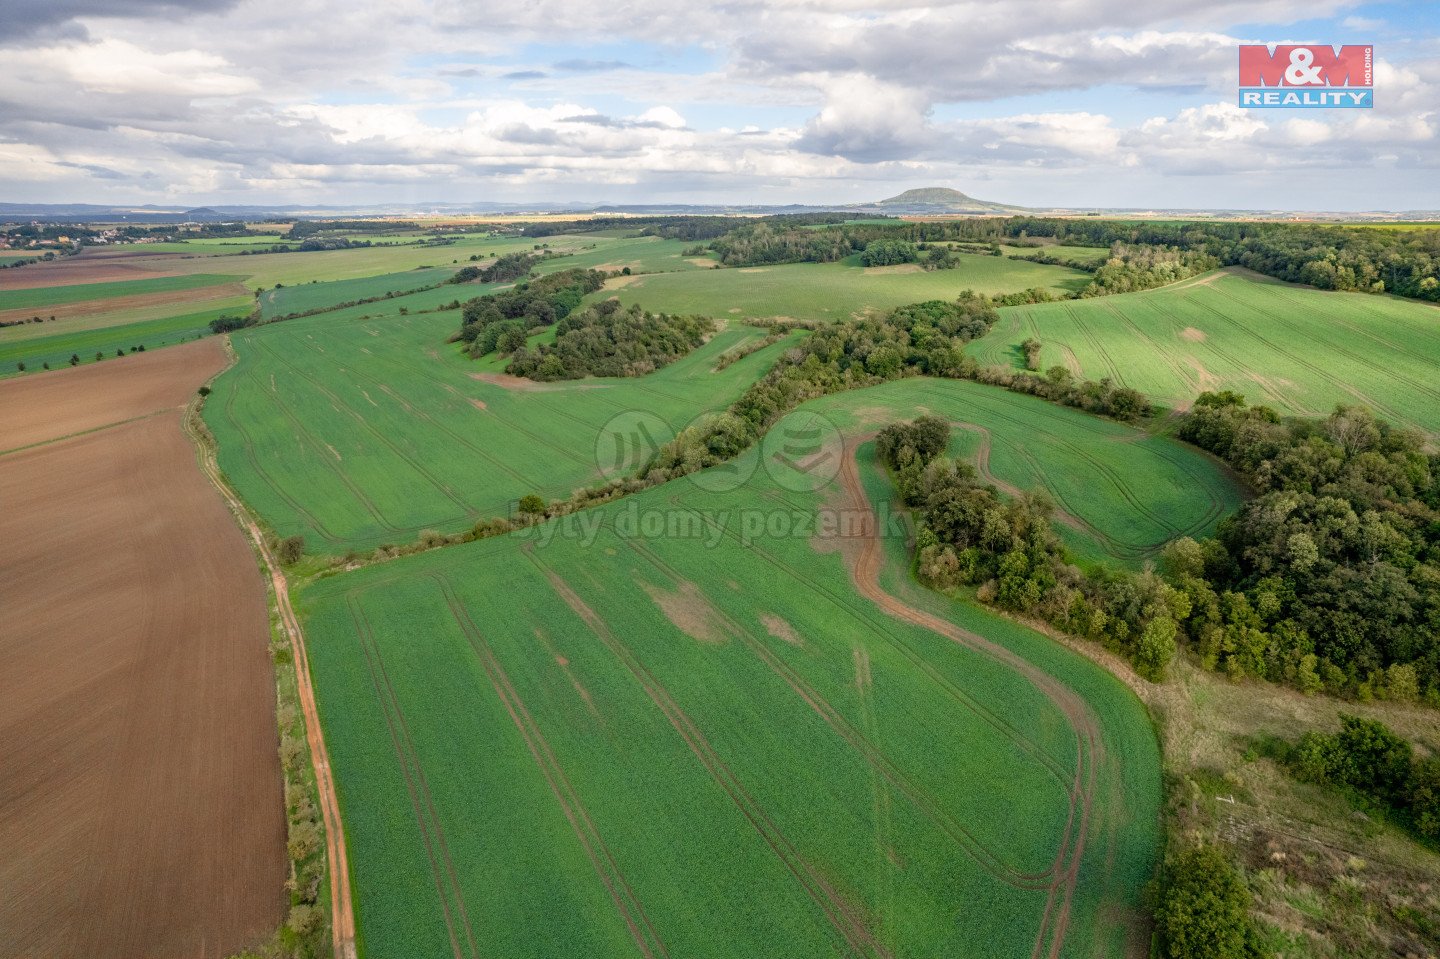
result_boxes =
[0,336,285,958]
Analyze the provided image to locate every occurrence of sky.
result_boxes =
[0,0,1437,210]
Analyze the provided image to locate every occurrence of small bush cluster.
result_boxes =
[1288,714,1440,840]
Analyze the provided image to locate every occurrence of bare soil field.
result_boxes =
[0,339,285,958]
[0,252,180,290]
[1,338,229,451]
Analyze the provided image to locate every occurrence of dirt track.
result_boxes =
[0,338,285,958]
[833,440,1111,959]
[185,355,358,959]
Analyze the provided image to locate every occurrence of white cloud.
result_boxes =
[0,0,1436,208]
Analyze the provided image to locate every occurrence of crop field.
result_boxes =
[206,295,797,551]
[0,302,248,376]
[0,271,242,311]
[968,268,1440,434]
[997,244,1110,267]
[297,417,1160,958]
[0,339,285,957]
[798,379,1245,567]
[591,254,1093,322]
[259,266,456,318]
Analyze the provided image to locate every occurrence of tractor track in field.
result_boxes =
[1250,284,1440,409]
[433,576,670,959]
[1061,304,1126,386]
[650,446,1101,957]
[830,441,1103,959]
[1096,300,1200,397]
[910,385,1211,543]
[221,369,366,542]
[1198,287,1410,423]
[617,536,1063,889]
[248,336,475,514]
[524,546,891,959]
[347,598,480,959]
[631,487,1096,954]
[637,502,1076,788]
[185,366,357,959]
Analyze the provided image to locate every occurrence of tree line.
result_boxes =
[695,216,1440,302]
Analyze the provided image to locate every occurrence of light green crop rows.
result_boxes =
[0,272,242,311]
[968,268,1440,434]
[205,291,795,551]
[259,267,456,319]
[799,378,1246,567]
[298,424,1161,959]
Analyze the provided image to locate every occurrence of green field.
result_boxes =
[205,293,797,551]
[798,379,1245,567]
[968,268,1440,434]
[592,254,1092,323]
[0,272,242,311]
[298,423,1161,958]
[997,244,1110,267]
[0,304,241,374]
[259,267,456,319]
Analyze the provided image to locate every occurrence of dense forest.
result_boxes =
[695,216,1440,302]
[1175,394,1440,699]
[505,300,713,380]
[455,268,605,358]
[873,391,1440,696]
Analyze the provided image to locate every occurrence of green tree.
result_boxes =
[518,494,546,516]
[1156,845,1254,959]
[276,535,305,565]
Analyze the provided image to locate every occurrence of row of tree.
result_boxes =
[878,414,1184,679]
[697,215,1440,302]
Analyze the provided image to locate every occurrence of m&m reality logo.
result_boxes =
[1238,44,1373,108]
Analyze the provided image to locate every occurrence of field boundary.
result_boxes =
[184,341,357,959]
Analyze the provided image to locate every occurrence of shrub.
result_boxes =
[276,535,305,565]
[1155,845,1255,959]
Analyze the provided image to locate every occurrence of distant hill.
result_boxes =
[852,187,1027,215]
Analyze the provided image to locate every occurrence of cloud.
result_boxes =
[795,75,934,161]
[0,0,240,43]
[553,59,632,72]
[0,0,1434,209]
